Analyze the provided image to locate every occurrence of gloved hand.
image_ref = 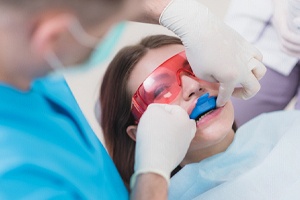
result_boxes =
[130,104,196,188]
[160,0,266,107]
[272,0,300,58]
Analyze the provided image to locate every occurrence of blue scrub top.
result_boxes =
[0,76,128,199]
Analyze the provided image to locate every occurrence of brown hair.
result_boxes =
[100,35,183,189]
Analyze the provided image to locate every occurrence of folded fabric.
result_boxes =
[169,110,300,200]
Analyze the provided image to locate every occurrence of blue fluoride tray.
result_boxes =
[189,93,217,120]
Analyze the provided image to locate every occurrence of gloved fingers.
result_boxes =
[196,74,218,84]
[161,104,188,116]
[274,13,300,53]
[248,57,267,80]
[292,17,300,31]
[149,104,191,121]
[275,25,300,58]
[232,73,261,100]
[280,38,300,53]
[188,121,197,139]
[272,12,300,44]
[216,82,235,107]
[249,45,263,61]
[283,33,300,45]
[139,104,162,120]
[280,45,300,58]
[186,62,218,83]
[161,104,197,137]
[146,104,195,129]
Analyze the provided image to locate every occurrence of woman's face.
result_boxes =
[127,44,234,153]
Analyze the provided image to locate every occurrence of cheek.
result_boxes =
[169,95,189,112]
[209,102,235,133]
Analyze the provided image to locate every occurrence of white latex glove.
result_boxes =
[130,104,196,188]
[272,0,300,58]
[160,0,266,107]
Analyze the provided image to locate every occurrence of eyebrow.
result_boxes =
[151,73,172,81]
[149,58,189,81]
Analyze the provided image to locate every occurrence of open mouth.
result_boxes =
[189,93,217,122]
[194,108,216,122]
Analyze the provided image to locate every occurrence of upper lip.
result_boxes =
[187,98,200,115]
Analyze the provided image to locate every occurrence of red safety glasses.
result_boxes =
[131,51,198,123]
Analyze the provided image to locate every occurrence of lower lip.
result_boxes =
[196,106,224,127]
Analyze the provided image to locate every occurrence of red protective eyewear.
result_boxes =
[131,51,198,123]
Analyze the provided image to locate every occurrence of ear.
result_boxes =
[30,13,75,58]
[126,125,137,141]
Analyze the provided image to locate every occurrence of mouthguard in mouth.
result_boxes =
[189,93,217,120]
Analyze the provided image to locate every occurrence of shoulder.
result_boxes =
[32,75,73,98]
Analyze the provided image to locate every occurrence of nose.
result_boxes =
[181,75,205,101]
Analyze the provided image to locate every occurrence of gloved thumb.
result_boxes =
[216,83,234,107]
[163,104,189,115]
[148,104,196,138]
[293,17,300,31]
[170,105,196,139]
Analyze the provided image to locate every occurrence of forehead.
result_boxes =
[128,44,185,95]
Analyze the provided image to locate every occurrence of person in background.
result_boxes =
[0,0,266,199]
[226,0,300,127]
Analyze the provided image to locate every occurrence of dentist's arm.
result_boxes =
[130,104,196,200]
[131,174,168,200]
[135,0,266,107]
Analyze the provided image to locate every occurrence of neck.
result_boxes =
[180,129,235,166]
[0,66,33,91]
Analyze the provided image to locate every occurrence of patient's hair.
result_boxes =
[100,35,183,189]
[100,34,238,190]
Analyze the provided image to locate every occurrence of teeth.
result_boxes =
[196,109,214,122]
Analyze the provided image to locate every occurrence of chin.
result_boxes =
[194,123,232,144]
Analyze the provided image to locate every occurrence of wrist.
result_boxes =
[133,0,172,24]
[130,173,168,200]
[130,169,170,190]
[159,0,209,30]
[159,0,215,53]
